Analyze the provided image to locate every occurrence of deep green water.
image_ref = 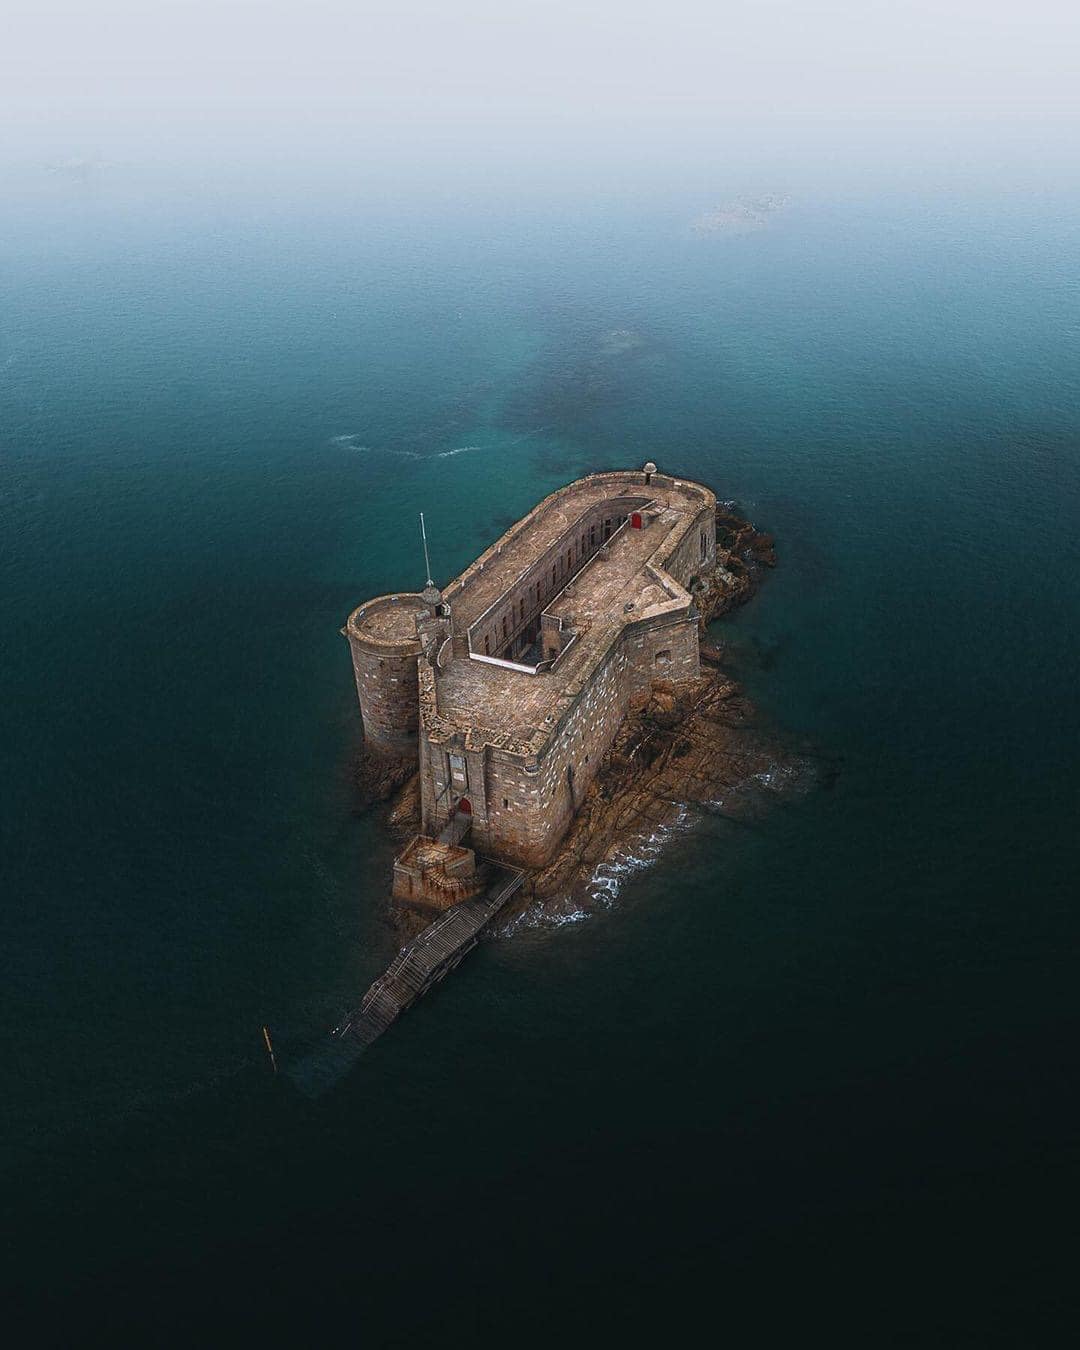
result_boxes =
[3,173,1079,1343]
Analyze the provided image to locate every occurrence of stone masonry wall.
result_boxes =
[345,593,429,755]
[467,608,700,867]
[480,638,632,865]
[467,496,649,661]
[349,639,422,754]
[661,503,716,590]
[622,610,700,690]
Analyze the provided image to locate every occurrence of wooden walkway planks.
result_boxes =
[289,865,524,1097]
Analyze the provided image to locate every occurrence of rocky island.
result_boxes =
[384,498,801,933]
[292,467,802,1092]
[691,193,791,236]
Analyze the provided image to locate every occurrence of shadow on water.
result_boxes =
[10,966,1078,1347]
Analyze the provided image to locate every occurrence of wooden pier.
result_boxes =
[290,863,524,1097]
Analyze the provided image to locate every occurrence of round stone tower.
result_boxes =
[344,593,430,756]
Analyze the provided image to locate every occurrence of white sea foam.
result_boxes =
[438,424,552,457]
[752,763,797,792]
[331,426,553,461]
[584,805,691,905]
[499,901,590,937]
[328,434,421,458]
[497,805,695,937]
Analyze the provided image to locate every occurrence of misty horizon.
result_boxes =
[4,0,1079,191]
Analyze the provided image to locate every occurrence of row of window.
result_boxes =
[479,515,617,659]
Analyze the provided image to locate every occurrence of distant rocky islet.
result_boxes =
[691,194,791,237]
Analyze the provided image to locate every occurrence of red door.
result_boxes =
[630,511,642,530]
[458,797,472,815]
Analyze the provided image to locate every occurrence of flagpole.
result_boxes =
[419,512,434,587]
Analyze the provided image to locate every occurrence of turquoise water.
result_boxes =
[3,173,1079,1342]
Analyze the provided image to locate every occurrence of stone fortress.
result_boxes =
[345,465,718,908]
[291,465,782,1091]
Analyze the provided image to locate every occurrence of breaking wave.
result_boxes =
[496,802,699,939]
[498,903,590,938]
[584,804,692,906]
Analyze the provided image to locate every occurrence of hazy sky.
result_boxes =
[4,1,1078,173]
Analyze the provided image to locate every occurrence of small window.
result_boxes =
[503,798,509,810]
[655,649,672,667]
[484,635,490,655]
[502,616,508,638]
[590,525,596,546]
[700,530,708,561]
[552,564,557,584]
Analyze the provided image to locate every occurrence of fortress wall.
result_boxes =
[442,469,713,632]
[348,641,422,753]
[345,594,427,755]
[481,639,636,867]
[417,728,445,834]
[467,496,648,661]
[478,602,697,869]
[471,753,541,862]
[417,723,493,844]
[660,502,716,590]
[419,602,701,870]
[622,609,701,689]
[444,471,651,611]
[425,609,701,868]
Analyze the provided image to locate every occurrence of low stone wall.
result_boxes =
[392,835,478,911]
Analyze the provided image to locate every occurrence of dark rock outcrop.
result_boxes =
[351,747,415,812]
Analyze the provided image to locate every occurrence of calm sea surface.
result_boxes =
[3,173,1078,1343]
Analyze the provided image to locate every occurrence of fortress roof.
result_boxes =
[422,469,714,758]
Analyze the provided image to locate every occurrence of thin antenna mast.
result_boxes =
[419,511,434,587]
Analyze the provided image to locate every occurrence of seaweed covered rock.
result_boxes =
[352,746,415,811]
